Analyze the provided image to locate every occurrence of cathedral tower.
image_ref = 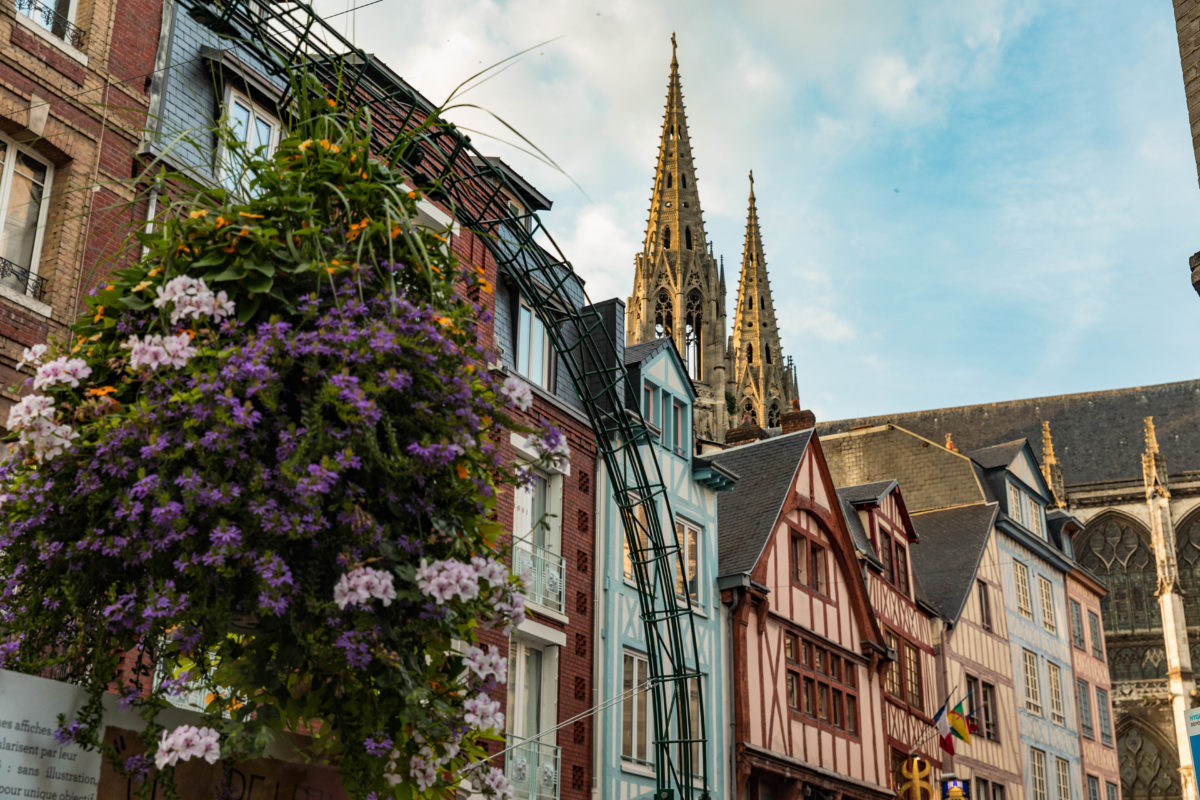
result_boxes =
[729,172,797,428]
[627,35,730,442]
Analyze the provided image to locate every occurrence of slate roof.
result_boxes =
[837,480,898,505]
[712,429,815,578]
[966,440,1027,470]
[819,380,1200,486]
[837,492,882,568]
[908,502,999,622]
[624,339,670,367]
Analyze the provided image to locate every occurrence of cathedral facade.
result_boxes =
[626,37,797,444]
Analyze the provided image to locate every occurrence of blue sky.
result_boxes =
[320,0,1200,420]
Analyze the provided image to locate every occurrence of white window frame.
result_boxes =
[16,0,79,46]
[1031,748,1048,800]
[1056,758,1072,800]
[675,518,702,606]
[0,135,53,309]
[218,86,282,197]
[1015,561,1034,619]
[1047,661,1065,725]
[1023,649,1042,714]
[507,635,559,745]
[516,299,554,391]
[621,649,653,767]
[1039,575,1057,634]
[510,433,568,615]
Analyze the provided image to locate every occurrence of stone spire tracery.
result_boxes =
[627,34,728,442]
[729,172,796,429]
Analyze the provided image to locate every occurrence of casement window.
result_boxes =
[1088,611,1104,658]
[1087,776,1101,800]
[674,519,701,604]
[993,785,1006,800]
[809,543,828,596]
[978,778,992,800]
[508,637,559,748]
[879,530,893,584]
[903,642,922,708]
[1096,688,1113,746]
[1056,758,1072,800]
[516,300,554,391]
[884,631,902,697]
[981,681,1000,741]
[786,630,858,735]
[621,493,649,581]
[1014,561,1034,619]
[512,468,564,613]
[1031,748,1049,800]
[1070,600,1085,648]
[1028,495,1044,538]
[0,137,52,303]
[895,543,910,598]
[678,676,702,775]
[790,527,828,597]
[1106,783,1118,800]
[876,528,910,597]
[1039,576,1057,634]
[791,534,808,586]
[15,0,83,48]
[1009,483,1023,523]
[1023,649,1042,714]
[978,580,994,632]
[882,630,922,710]
[671,400,685,454]
[621,650,652,765]
[220,87,281,197]
[1047,662,1066,725]
[1077,679,1094,739]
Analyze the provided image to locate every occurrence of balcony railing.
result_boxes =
[506,736,560,800]
[0,257,48,303]
[513,539,564,614]
[13,0,86,48]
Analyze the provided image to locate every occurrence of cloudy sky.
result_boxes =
[318,0,1200,420]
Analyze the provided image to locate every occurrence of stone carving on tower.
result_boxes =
[627,34,729,442]
[728,171,797,430]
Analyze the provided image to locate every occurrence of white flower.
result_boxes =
[463,692,504,731]
[6,394,55,431]
[333,566,396,610]
[154,276,235,325]
[464,644,507,685]
[33,357,91,390]
[155,725,220,770]
[500,376,533,412]
[15,344,47,371]
[124,333,197,371]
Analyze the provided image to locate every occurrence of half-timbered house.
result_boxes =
[594,335,736,800]
[838,481,941,796]
[712,431,892,800]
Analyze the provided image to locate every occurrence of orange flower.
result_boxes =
[320,139,331,150]
[436,316,452,327]
[481,415,492,429]
[188,209,208,219]
[147,267,163,277]
[238,226,250,238]
[93,305,104,323]
[183,329,196,339]
[221,244,237,253]
[478,277,494,294]
[298,139,313,151]
[327,98,337,108]
[239,211,264,219]
[132,280,152,292]
[215,216,230,229]
[324,266,338,275]
[87,386,116,397]
[456,464,469,480]
[407,191,418,200]
[390,224,405,239]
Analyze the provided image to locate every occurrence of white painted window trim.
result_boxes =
[0,133,53,310]
[12,11,87,65]
[217,85,281,195]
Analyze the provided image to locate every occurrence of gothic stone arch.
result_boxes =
[1119,720,1181,800]
[1077,512,1161,634]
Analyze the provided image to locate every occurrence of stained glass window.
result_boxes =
[1077,515,1160,633]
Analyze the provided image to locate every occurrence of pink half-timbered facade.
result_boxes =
[839,481,941,795]
[714,431,892,800]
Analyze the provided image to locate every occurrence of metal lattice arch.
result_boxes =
[181,2,710,798]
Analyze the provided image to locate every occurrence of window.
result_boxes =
[1077,679,1094,739]
[880,532,894,584]
[621,493,649,581]
[1023,649,1042,714]
[895,544,910,597]
[1031,748,1048,800]
[1047,662,1065,725]
[1056,758,1071,800]
[685,226,692,249]
[15,0,82,46]
[663,227,671,249]
[0,138,51,302]
[1009,483,1022,521]
[654,290,672,338]
[1030,499,1044,538]
[1070,600,1085,648]
[683,291,703,379]
[508,638,558,744]
[642,382,657,428]
[672,400,685,453]
[1106,783,1118,800]
[981,681,1000,741]
[1088,777,1101,800]
[966,674,981,721]
[791,535,808,586]
[884,631,902,697]
[622,651,652,764]
[512,468,564,612]
[747,343,754,364]
[1039,576,1057,634]
[789,631,858,735]
[979,580,994,632]
[1088,612,1104,658]
[675,520,701,604]
[676,676,703,776]
[978,779,992,800]
[994,785,1007,800]
[517,301,554,391]
[1096,688,1113,746]
[810,543,828,595]
[1015,561,1034,619]
[904,643,922,708]
[221,88,281,196]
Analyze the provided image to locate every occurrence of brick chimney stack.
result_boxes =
[780,399,816,434]
[725,412,768,446]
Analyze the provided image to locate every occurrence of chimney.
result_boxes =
[725,412,768,446]
[780,399,816,434]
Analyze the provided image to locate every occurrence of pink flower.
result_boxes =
[500,376,533,412]
[155,725,220,770]
[33,357,91,390]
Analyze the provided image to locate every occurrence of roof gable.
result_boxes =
[909,502,999,622]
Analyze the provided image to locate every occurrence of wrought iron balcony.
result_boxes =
[13,0,86,49]
[0,257,48,303]
[513,538,564,614]
[506,736,560,800]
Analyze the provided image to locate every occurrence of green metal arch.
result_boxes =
[181,3,710,797]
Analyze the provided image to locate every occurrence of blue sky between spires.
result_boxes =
[316,0,1200,420]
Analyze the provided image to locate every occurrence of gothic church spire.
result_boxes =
[730,171,796,429]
